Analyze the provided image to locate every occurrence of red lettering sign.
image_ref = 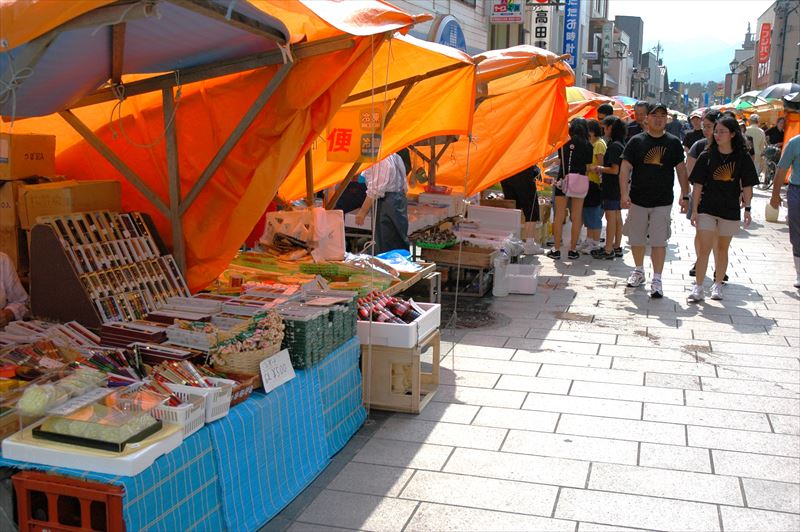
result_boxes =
[758,23,771,63]
[326,128,353,153]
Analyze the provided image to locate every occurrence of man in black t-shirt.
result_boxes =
[619,103,690,298]
[765,117,785,146]
[626,101,649,141]
[683,112,704,154]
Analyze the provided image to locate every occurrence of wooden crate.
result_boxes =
[479,199,517,209]
[421,246,497,268]
[361,329,440,414]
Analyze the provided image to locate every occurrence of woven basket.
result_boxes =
[212,343,281,376]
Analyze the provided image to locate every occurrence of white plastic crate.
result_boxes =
[506,264,542,294]
[166,377,234,423]
[151,394,206,440]
[357,303,440,348]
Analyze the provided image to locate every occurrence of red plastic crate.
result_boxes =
[12,471,125,532]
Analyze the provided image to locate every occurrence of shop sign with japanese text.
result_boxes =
[756,23,771,85]
[532,5,551,50]
[490,0,522,24]
[562,0,580,69]
[325,102,387,163]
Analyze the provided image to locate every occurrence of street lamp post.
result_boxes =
[729,58,740,97]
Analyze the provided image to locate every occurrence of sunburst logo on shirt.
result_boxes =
[713,162,735,182]
[643,146,666,166]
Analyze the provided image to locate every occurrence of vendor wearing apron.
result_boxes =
[355,152,410,255]
[0,252,29,328]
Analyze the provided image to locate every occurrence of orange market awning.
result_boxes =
[276,33,476,204]
[431,46,574,195]
[2,0,426,292]
[566,87,628,120]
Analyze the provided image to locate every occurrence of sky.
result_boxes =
[607,0,774,83]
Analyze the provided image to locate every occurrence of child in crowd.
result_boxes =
[580,120,607,253]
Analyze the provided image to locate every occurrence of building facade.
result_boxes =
[389,0,490,54]
[754,0,800,90]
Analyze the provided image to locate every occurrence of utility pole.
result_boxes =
[652,41,664,63]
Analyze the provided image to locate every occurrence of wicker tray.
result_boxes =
[212,343,281,375]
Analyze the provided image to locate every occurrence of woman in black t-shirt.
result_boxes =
[687,116,759,302]
[547,118,593,260]
[591,116,626,259]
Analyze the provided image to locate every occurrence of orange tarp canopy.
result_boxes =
[566,87,628,120]
[432,46,574,195]
[277,33,476,202]
[4,0,423,292]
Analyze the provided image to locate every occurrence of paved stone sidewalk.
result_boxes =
[267,186,800,532]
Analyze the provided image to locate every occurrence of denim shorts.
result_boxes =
[583,205,604,229]
[603,199,621,211]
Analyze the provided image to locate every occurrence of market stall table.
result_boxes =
[0,338,365,531]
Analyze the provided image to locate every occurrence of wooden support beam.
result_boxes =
[110,23,126,85]
[180,60,294,215]
[428,138,436,185]
[305,150,315,207]
[408,145,431,165]
[325,162,363,210]
[72,35,354,110]
[163,88,186,274]
[168,0,288,45]
[325,82,416,210]
[58,110,170,217]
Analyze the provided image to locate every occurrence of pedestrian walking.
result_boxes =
[685,109,728,282]
[619,103,690,298]
[592,115,626,259]
[547,118,593,260]
[597,103,614,121]
[581,119,607,253]
[770,132,800,288]
[687,116,758,301]
[683,111,704,155]
[746,114,767,175]
[666,112,684,140]
[626,101,649,141]
[766,117,785,146]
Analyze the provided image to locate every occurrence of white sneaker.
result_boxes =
[577,240,595,254]
[626,269,645,288]
[649,278,663,298]
[710,282,724,300]
[687,284,705,303]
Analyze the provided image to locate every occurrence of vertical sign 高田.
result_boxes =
[562,0,580,69]
[532,4,551,51]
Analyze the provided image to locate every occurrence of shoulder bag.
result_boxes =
[559,143,589,199]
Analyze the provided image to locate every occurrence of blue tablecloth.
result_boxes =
[0,337,365,531]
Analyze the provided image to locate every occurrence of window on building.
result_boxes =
[490,23,523,49]
[457,0,477,7]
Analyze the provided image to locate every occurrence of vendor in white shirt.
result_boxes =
[0,252,29,328]
[354,151,411,255]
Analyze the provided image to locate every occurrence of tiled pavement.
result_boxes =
[267,186,800,532]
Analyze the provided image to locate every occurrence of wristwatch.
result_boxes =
[744,206,752,212]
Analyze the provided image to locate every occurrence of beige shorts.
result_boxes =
[623,203,672,247]
[697,213,741,237]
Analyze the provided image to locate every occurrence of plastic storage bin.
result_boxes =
[357,303,441,348]
[165,377,234,423]
[151,394,206,440]
[506,264,542,294]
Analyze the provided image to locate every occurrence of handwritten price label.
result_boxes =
[260,349,296,394]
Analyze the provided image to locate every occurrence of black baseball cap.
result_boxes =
[647,102,668,115]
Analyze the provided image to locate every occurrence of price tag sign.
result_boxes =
[260,349,296,394]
